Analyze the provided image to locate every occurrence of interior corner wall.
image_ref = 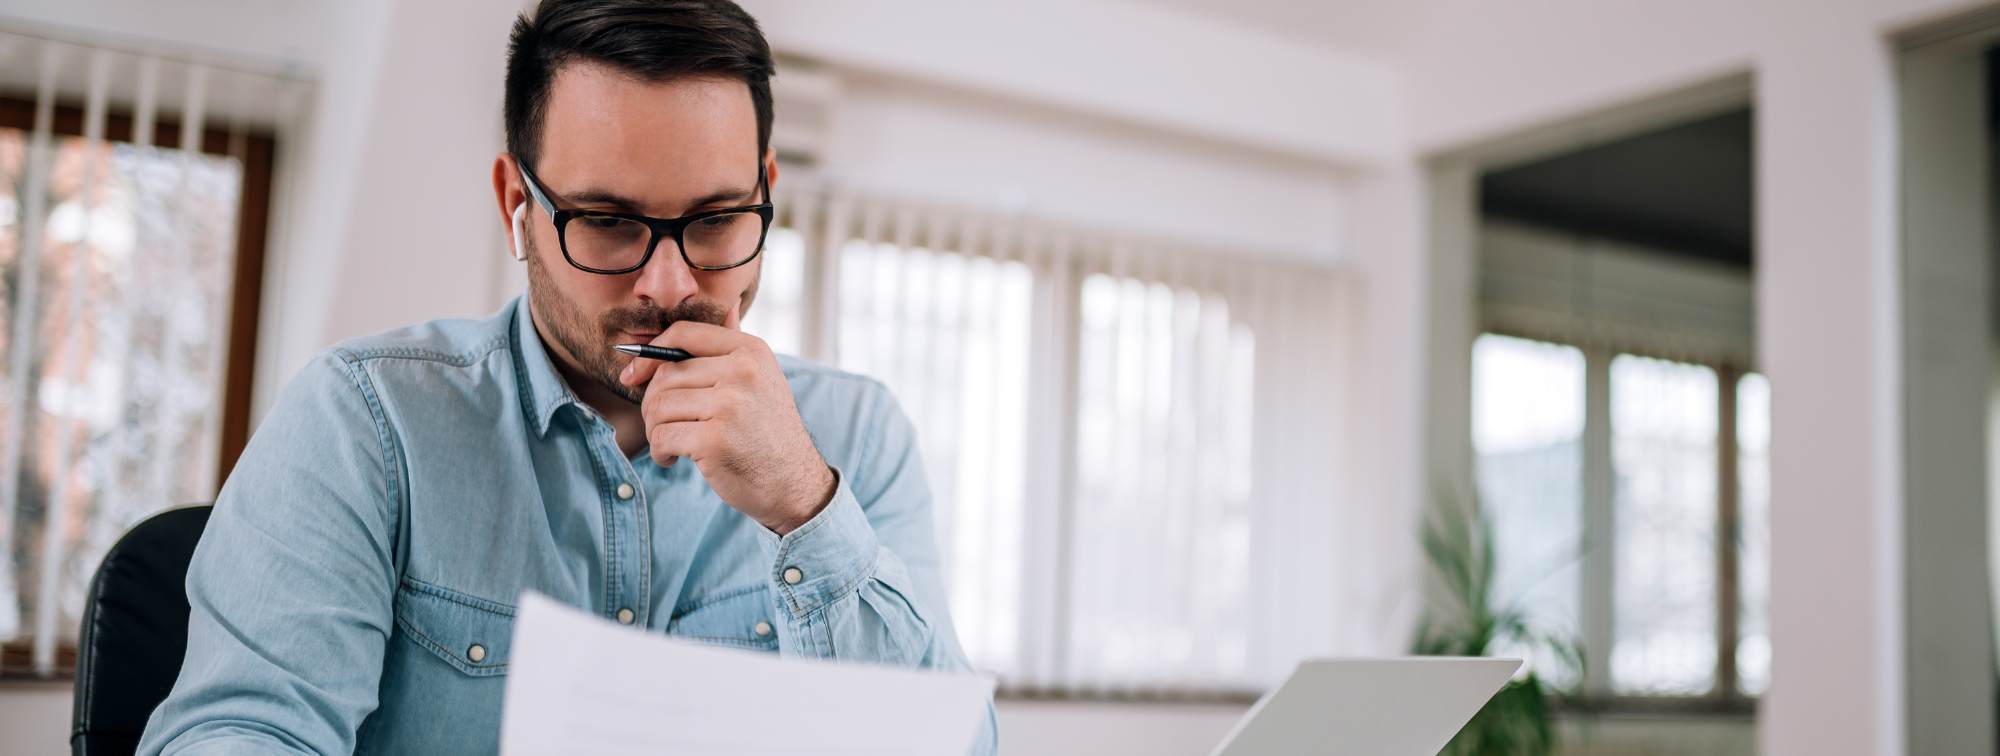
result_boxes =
[1755,22,1911,755]
[1336,159,1431,654]
[1421,160,1479,520]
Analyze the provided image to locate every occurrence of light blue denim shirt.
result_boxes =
[138,296,997,755]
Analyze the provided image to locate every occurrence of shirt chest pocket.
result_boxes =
[667,586,780,651]
[394,578,516,677]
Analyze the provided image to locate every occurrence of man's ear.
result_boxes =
[492,153,528,225]
[493,153,531,262]
[763,146,779,195]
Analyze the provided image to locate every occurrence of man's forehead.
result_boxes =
[535,61,759,213]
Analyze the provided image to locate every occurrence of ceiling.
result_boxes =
[1133,0,1414,60]
[1479,108,1755,268]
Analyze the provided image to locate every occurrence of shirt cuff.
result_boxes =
[763,466,881,620]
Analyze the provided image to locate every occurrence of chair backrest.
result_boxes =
[70,504,211,756]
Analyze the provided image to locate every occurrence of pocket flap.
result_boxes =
[394,578,516,676]
[668,586,779,650]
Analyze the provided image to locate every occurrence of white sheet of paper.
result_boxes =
[499,591,992,756]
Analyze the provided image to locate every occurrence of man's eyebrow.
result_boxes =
[560,187,648,211]
[559,184,760,215]
[681,185,760,211]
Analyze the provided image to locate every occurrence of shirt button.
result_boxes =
[616,483,635,501]
[753,621,773,637]
[616,608,635,625]
[782,567,804,585]
[467,644,486,663]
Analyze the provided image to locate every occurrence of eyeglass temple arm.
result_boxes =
[517,162,559,216]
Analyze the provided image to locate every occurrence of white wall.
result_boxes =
[741,0,1403,167]
[254,0,514,421]
[0,683,69,755]
[816,73,1349,264]
[996,700,1250,756]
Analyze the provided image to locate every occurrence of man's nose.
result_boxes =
[633,239,701,307]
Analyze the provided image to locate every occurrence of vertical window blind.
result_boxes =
[0,28,291,678]
[745,178,1351,696]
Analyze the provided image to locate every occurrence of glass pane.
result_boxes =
[835,239,1032,678]
[561,215,650,270]
[678,210,765,268]
[1067,273,1256,690]
[1736,372,1770,695]
[0,129,243,649]
[738,225,803,356]
[1611,354,1718,695]
[1471,334,1585,690]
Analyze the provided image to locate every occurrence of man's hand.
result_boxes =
[619,321,835,536]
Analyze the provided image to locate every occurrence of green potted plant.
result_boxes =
[1411,496,1581,756]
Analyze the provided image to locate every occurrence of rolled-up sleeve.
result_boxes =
[137,352,401,755]
[759,382,999,756]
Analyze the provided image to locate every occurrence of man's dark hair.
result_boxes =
[505,0,775,170]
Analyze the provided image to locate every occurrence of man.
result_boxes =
[138,1,997,753]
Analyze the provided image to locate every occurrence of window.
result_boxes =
[1610,355,1718,695]
[737,225,805,357]
[0,40,282,679]
[834,234,1034,672]
[1472,334,1768,705]
[1471,335,1584,690]
[1734,372,1771,695]
[1065,272,1256,689]
[745,186,1341,695]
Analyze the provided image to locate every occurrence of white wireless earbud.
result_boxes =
[510,202,529,262]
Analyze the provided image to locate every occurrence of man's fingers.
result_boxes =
[641,385,722,425]
[658,320,749,357]
[623,353,730,389]
[618,321,763,387]
[647,419,713,467]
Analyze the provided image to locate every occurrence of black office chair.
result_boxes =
[71,504,211,756]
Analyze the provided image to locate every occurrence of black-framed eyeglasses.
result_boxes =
[517,159,775,274]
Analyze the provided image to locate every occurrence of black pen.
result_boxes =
[612,344,694,362]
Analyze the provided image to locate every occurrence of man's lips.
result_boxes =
[621,331,661,344]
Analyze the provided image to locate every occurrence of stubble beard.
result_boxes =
[523,238,728,405]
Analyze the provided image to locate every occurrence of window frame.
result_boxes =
[0,93,277,680]
[1478,328,1761,716]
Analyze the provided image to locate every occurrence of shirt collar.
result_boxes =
[510,295,584,436]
